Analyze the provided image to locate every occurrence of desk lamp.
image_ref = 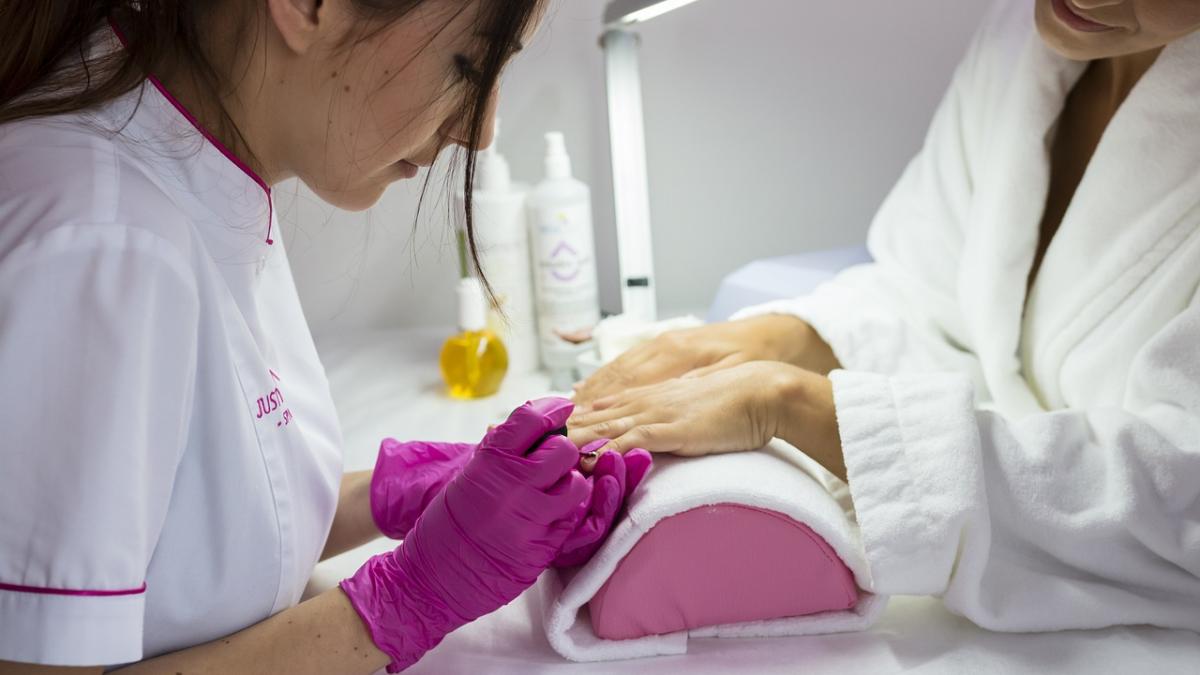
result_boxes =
[601,0,705,322]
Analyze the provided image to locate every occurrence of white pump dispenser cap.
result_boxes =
[457,277,487,332]
[476,118,512,193]
[543,131,573,180]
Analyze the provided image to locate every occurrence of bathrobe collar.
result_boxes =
[960,28,1200,415]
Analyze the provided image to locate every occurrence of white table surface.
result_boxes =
[307,328,1200,674]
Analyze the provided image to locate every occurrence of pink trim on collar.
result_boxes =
[0,581,147,597]
[108,18,275,246]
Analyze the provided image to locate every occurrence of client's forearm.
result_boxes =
[771,365,848,482]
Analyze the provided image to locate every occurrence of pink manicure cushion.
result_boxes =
[588,503,858,640]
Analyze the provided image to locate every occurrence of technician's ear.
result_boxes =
[266,0,325,54]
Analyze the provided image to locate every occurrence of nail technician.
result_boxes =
[0,1,651,673]
[572,0,1200,633]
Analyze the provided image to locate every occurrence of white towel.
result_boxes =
[542,441,889,662]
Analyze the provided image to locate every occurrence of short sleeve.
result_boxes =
[0,225,199,667]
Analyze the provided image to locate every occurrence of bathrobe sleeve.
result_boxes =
[0,227,199,666]
[832,301,1200,631]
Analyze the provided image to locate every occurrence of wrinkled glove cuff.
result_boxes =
[340,551,460,673]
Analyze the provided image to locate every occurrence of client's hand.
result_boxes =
[568,362,846,480]
[573,315,822,407]
[570,362,785,456]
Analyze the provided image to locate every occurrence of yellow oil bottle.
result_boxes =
[440,277,509,399]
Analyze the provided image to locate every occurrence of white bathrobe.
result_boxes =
[736,0,1200,632]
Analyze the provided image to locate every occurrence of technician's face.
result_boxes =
[268,0,540,212]
[282,0,499,211]
[1035,0,1200,60]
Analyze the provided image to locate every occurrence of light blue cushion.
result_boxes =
[707,246,871,323]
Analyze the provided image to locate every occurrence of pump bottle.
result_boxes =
[527,132,601,388]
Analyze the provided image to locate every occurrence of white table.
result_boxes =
[308,329,1200,674]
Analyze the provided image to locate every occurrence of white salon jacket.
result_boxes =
[737,1,1200,631]
[0,75,343,665]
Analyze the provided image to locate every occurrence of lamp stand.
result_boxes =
[602,28,658,322]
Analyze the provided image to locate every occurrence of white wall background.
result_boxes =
[279,0,992,336]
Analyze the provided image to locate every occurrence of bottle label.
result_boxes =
[532,202,600,350]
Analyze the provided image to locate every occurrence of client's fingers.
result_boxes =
[570,382,657,423]
[585,393,623,412]
[595,424,679,456]
[568,406,613,430]
[573,355,641,405]
[577,438,610,473]
[578,439,650,477]
[680,354,747,381]
[569,411,640,451]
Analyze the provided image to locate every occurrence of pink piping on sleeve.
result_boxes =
[0,581,147,597]
[108,18,276,246]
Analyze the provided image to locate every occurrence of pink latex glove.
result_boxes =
[552,439,653,568]
[341,398,590,673]
[370,436,653,562]
[369,439,475,539]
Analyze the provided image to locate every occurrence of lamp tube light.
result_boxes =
[604,0,703,27]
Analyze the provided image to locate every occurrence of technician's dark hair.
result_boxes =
[0,0,539,292]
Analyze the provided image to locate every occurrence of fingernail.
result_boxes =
[581,451,600,468]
